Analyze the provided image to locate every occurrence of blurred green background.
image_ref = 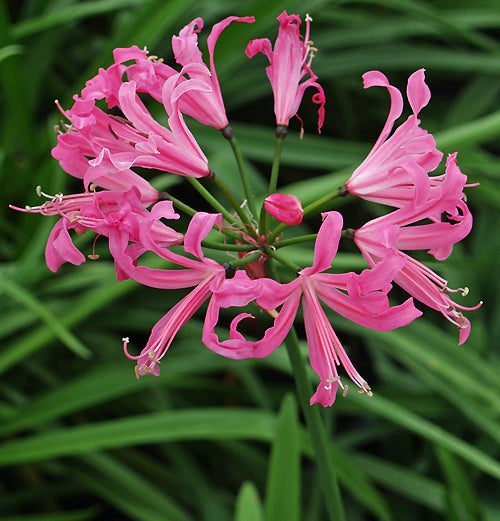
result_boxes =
[1,0,499,520]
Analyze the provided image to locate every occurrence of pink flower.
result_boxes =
[344,69,443,208]
[246,11,325,133]
[122,212,228,376]
[53,69,212,181]
[203,211,420,406]
[264,193,304,225]
[171,16,255,129]
[12,187,182,273]
[352,154,481,343]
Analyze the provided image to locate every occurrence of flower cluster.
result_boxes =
[12,11,480,406]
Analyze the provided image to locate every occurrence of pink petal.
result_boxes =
[362,70,404,149]
[301,211,342,276]
[45,220,85,272]
[202,276,301,359]
[184,212,222,259]
[407,68,430,116]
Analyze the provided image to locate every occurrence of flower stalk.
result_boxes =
[227,134,258,219]
[284,327,346,521]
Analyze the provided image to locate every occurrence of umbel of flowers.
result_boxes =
[12,11,481,407]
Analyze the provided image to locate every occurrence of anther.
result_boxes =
[147,55,164,63]
[147,349,157,362]
[359,382,373,397]
[325,376,341,391]
[36,186,64,203]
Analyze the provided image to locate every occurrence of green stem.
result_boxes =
[211,174,256,234]
[267,222,287,243]
[265,248,301,273]
[228,135,257,219]
[160,191,197,218]
[201,240,256,252]
[269,135,284,195]
[227,251,262,269]
[273,234,317,249]
[302,190,342,218]
[259,135,285,237]
[187,177,236,225]
[161,191,244,243]
[284,328,346,521]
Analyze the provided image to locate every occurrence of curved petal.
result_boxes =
[300,211,343,276]
[126,277,214,376]
[184,212,222,259]
[245,37,273,62]
[45,219,86,272]
[172,17,204,67]
[407,68,430,116]
[207,15,255,93]
[362,70,404,151]
[302,283,371,406]
[202,275,301,359]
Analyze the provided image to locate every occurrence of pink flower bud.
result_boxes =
[264,193,304,225]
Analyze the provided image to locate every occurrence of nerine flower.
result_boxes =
[246,11,325,133]
[352,154,481,344]
[343,69,443,208]
[203,212,421,406]
[11,187,182,273]
[171,15,255,130]
[53,61,212,182]
[122,212,228,376]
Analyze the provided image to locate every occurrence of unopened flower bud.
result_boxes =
[264,193,304,225]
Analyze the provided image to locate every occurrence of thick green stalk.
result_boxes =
[201,240,256,252]
[259,135,285,236]
[302,190,342,218]
[273,234,317,249]
[265,248,301,273]
[268,135,285,195]
[227,251,262,269]
[211,174,256,234]
[160,191,197,218]
[162,188,242,242]
[227,135,258,219]
[284,328,346,521]
[186,177,236,224]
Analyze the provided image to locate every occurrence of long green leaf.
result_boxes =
[265,394,300,521]
[235,482,264,521]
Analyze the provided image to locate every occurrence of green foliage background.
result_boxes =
[1,0,499,520]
